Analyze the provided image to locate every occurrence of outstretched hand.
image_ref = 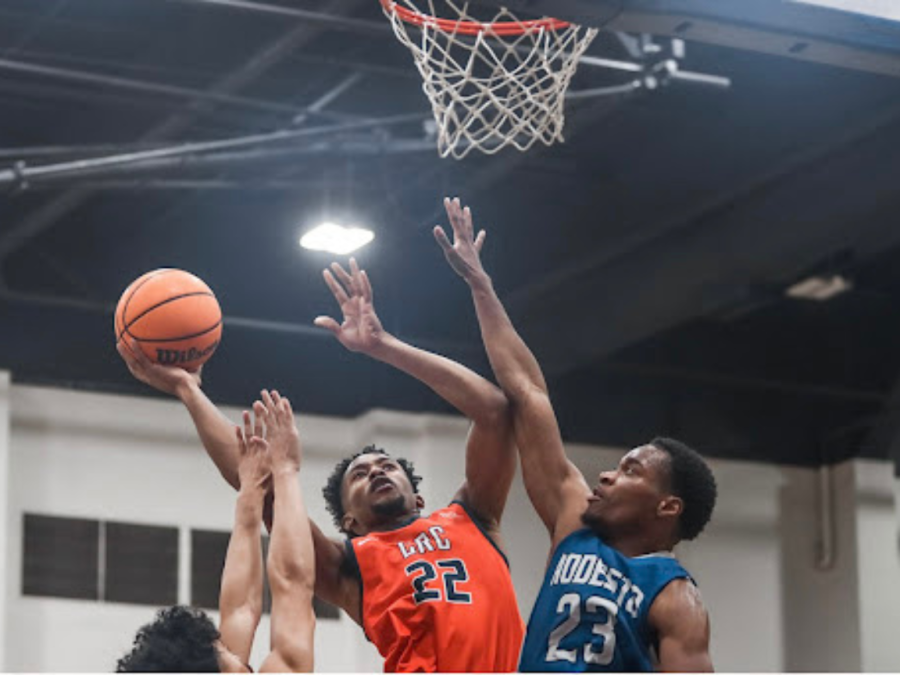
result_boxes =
[116,335,201,398]
[235,406,272,495]
[257,389,302,475]
[314,257,387,355]
[434,197,488,283]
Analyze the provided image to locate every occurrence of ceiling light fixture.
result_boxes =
[785,274,853,301]
[300,222,374,255]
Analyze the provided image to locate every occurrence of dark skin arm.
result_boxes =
[648,579,714,672]
[434,198,590,548]
[314,259,517,546]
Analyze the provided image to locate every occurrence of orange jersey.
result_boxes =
[349,501,524,672]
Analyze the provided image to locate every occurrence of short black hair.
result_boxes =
[651,437,717,542]
[323,445,422,534]
[116,605,220,672]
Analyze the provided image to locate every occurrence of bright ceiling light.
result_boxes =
[300,222,374,255]
[785,274,853,301]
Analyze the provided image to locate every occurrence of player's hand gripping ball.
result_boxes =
[114,269,222,370]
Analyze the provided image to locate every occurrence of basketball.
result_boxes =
[114,269,222,370]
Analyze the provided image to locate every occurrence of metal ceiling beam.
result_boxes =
[0,113,425,189]
[0,6,130,41]
[509,104,900,376]
[0,0,368,284]
[479,0,900,78]
[0,79,264,131]
[162,0,390,36]
[28,178,375,192]
[0,56,350,119]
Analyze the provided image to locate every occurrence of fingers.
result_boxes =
[313,315,341,334]
[281,396,293,417]
[433,225,453,254]
[252,400,266,439]
[348,258,363,296]
[360,270,374,303]
[443,197,477,244]
[443,197,463,238]
[330,262,356,297]
[462,205,474,239]
[241,411,253,448]
[474,229,486,253]
[126,336,153,367]
[117,335,147,369]
[116,340,138,372]
[261,389,276,416]
[322,269,350,306]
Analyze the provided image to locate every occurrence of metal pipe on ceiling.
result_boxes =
[0,79,268,132]
[162,0,390,35]
[0,113,429,187]
[28,178,365,191]
[0,57,355,121]
[5,136,436,186]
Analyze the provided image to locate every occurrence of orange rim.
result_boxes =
[380,0,570,35]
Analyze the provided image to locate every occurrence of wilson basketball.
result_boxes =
[114,269,222,370]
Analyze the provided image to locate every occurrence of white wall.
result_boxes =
[2,375,899,672]
[678,460,784,672]
[852,461,900,672]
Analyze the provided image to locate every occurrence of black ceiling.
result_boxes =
[2,0,900,470]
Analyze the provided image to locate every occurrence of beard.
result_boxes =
[371,493,408,519]
[581,507,611,539]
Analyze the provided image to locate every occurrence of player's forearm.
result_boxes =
[176,381,241,489]
[266,472,317,662]
[220,490,265,625]
[268,471,315,593]
[466,272,549,399]
[368,333,508,426]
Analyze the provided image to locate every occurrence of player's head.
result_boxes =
[323,445,423,537]
[116,605,225,672]
[581,437,717,549]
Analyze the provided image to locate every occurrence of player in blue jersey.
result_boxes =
[434,197,718,672]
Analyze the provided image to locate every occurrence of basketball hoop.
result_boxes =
[381,1,598,159]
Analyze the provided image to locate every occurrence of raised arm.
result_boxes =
[314,259,516,533]
[117,340,356,614]
[434,198,591,544]
[117,338,242,489]
[218,409,270,668]
[648,580,713,672]
[256,391,316,673]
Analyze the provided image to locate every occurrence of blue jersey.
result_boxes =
[519,529,692,672]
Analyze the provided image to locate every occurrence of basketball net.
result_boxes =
[381,1,598,159]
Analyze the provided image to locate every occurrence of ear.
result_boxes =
[341,512,359,536]
[657,495,683,519]
[415,494,425,511]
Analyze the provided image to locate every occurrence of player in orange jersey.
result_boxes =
[117,260,524,672]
